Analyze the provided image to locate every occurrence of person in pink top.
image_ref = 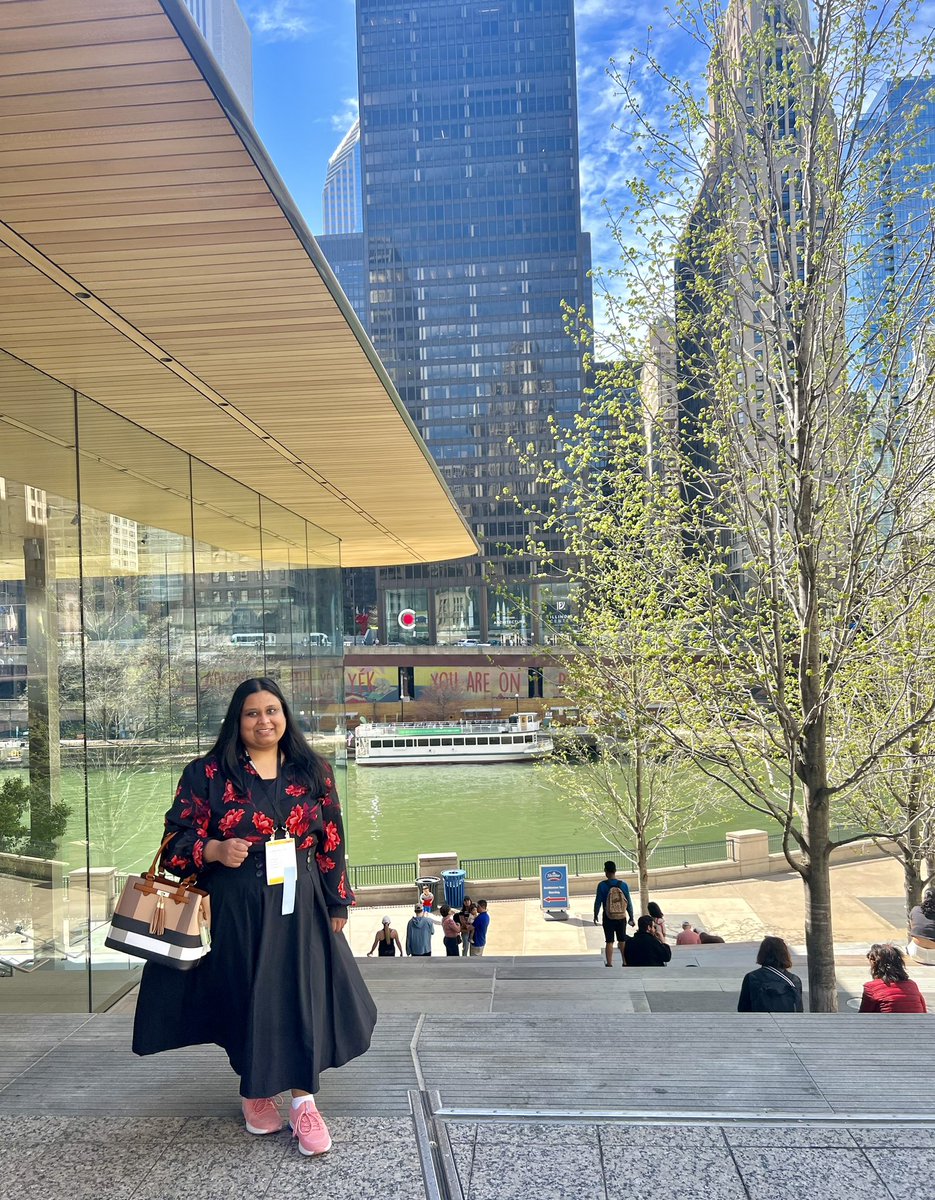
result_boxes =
[676,921,702,945]
[859,944,928,1013]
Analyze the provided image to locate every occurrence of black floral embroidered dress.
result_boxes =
[132,752,377,1098]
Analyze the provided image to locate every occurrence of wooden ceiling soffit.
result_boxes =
[0,0,478,568]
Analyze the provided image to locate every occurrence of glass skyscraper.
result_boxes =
[354,0,592,645]
[850,77,935,393]
[323,119,363,236]
[319,121,368,335]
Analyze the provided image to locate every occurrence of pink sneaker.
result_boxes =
[290,1099,332,1156]
[242,1096,284,1135]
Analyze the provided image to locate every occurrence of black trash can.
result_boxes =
[415,876,442,911]
[442,868,466,909]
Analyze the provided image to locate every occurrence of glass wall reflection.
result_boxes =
[0,350,343,1013]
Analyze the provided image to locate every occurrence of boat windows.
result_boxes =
[418,738,429,747]
[465,737,476,745]
[477,736,489,745]
[442,737,453,746]
[430,738,440,746]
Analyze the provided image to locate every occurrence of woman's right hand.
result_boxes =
[204,838,250,868]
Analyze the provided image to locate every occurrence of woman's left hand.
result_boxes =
[331,917,347,935]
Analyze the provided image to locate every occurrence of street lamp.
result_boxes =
[398,694,410,724]
[513,692,520,713]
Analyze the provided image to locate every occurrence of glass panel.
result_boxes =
[434,586,480,644]
[190,461,264,744]
[75,395,197,1011]
[0,351,83,1012]
[488,584,531,645]
[384,587,429,645]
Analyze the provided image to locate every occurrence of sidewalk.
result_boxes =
[344,854,916,959]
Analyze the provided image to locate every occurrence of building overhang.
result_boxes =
[0,0,479,567]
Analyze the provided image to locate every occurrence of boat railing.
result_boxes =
[359,720,534,736]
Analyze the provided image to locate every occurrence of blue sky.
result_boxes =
[239,0,692,333]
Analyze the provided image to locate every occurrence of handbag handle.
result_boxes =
[148,833,174,878]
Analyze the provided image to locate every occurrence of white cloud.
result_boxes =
[330,96,359,134]
[246,1,316,42]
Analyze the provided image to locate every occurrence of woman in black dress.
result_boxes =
[133,677,376,1156]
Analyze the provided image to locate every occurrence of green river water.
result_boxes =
[33,760,759,875]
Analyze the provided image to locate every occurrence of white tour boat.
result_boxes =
[353,712,552,767]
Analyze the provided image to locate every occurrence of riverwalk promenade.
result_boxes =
[2,855,932,1199]
[345,854,917,961]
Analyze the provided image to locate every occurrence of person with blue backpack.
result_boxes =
[593,860,635,967]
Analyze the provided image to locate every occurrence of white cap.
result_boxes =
[381,915,391,925]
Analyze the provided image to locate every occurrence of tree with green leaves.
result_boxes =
[533,0,935,1010]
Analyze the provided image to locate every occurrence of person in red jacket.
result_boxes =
[859,944,928,1013]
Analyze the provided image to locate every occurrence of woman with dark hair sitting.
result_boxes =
[647,901,667,941]
[859,944,928,1013]
[133,678,376,1156]
[907,891,935,966]
[737,936,804,1012]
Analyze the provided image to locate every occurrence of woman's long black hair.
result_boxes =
[206,677,329,793]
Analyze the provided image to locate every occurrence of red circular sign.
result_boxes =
[398,608,417,630]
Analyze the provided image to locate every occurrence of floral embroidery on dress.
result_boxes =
[252,812,275,838]
[161,755,356,909]
[285,803,313,838]
[219,808,245,837]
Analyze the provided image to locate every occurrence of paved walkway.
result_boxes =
[345,855,919,959]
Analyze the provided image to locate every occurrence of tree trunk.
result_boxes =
[903,856,925,932]
[802,794,838,1012]
[636,837,650,915]
[634,733,649,913]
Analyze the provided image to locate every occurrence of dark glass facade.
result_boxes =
[356,0,592,644]
[317,233,369,331]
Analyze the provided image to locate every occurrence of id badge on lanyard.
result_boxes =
[263,767,297,915]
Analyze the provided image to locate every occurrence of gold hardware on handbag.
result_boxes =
[104,835,211,970]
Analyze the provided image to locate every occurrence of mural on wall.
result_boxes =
[413,666,527,700]
[542,666,569,700]
[344,664,399,704]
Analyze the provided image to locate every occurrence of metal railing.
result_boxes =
[348,860,418,889]
[460,838,732,882]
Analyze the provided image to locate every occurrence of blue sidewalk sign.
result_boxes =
[539,863,570,911]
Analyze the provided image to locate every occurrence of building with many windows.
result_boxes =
[353,0,592,645]
[850,76,935,395]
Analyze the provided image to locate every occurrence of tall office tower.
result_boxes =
[851,77,935,393]
[319,120,368,330]
[323,120,363,236]
[182,0,254,118]
[674,0,835,579]
[355,0,592,646]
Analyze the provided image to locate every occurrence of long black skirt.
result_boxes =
[132,852,377,1097]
